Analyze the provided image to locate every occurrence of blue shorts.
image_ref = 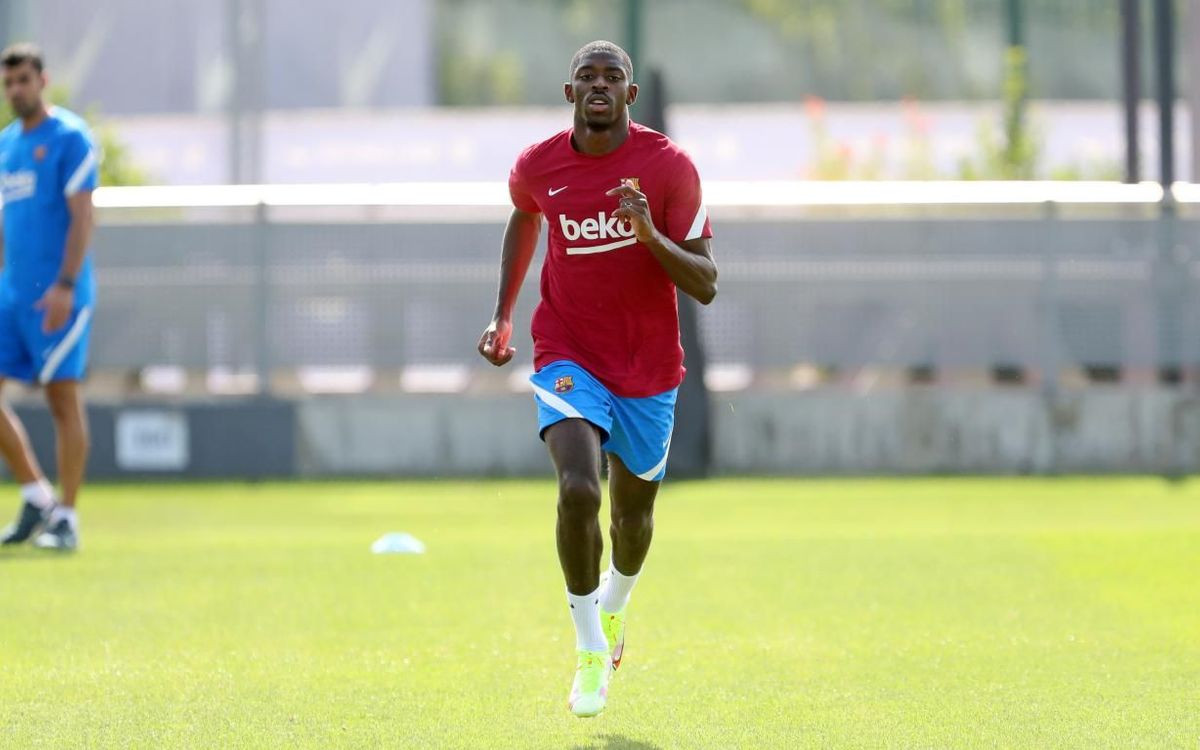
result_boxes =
[0,295,93,385]
[531,360,678,482]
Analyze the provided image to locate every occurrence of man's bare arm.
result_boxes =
[608,184,717,304]
[477,207,543,366]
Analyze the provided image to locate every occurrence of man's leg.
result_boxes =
[32,381,88,550]
[44,380,89,509]
[596,454,659,668]
[545,418,611,717]
[0,378,46,486]
[0,378,58,544]
[546,418,605,597]
[605,453,659,580]
[593,387,676,669]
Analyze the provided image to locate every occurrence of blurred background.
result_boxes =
[2,0,1199,479]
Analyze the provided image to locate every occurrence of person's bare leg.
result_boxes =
[599,453,659,617]
[545,419,605,596]
[0,378,58,545]
[0,378,45,485]
[606,453,659,577]
[545,417,611,716]
[44,381,88,508]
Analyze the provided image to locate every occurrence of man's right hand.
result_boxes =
[478,318,516,366]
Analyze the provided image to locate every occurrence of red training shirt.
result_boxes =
[508,122,713,398]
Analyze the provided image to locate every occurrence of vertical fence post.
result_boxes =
[254,200,271,397]
[1120,0,1141,183]
[1039,201,1060,475]
[1189,0,1200,183]
[226,0,242,184]
[624,0,642,70]
[1154,0,1176,192]
[226,0,264,185]
[1152,0,1188,475]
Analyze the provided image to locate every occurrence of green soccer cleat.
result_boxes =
[600,606,626,670]
[567,648,611,718]
[0,500,51,546]
[33,517,78,552]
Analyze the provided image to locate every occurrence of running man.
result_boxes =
[477,40,717,717]
[0,43,98,551]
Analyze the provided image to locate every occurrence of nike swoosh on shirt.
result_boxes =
[548,186,568,196]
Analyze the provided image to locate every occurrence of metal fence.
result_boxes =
[5,0,1154,113]
[88,182,1200,395]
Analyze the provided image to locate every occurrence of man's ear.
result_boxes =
[626,82,639,105]
[564,83,574,104]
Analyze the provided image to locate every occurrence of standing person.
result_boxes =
[477,40,717,717]
[0,43,98,552]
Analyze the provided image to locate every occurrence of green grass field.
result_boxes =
[2,478,1198,749]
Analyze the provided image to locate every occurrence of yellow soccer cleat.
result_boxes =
[600,606,626,670]
[567,648,611,717]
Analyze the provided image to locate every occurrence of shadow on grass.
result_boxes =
[572,734,662,750]
[0,547,75,561]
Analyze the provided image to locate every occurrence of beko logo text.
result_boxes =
[558,212,636,242]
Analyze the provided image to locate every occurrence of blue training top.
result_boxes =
[0,106,98,306]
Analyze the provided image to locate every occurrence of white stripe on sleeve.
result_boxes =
[64,149,98,197]
[685,204,708,241]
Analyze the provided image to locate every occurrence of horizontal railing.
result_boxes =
[92,180,1190,209]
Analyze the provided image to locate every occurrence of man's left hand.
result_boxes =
[607,183,658,244]
[35,284,74,333]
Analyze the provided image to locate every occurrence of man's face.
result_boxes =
[3,61,45,119]
[565,52,637,130]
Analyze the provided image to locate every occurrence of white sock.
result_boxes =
[48,505,76,530]
[20,480,55,509]
[566,586,608,652]
[600,563,641,613]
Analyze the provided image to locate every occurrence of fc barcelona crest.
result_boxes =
[554,376,574,394]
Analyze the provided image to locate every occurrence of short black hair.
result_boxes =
[1,42,44,73]
[569,40,632,80]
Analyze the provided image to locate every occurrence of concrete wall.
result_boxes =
[709,389,1200,476]
[8,388,1200,480]
[295,395,547,476]
[11,399,296,480]
[280,388,1200,477]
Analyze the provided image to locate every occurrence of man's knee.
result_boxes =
[557,471,602,519]
[44,383,83,423]
[612,499,655,537]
